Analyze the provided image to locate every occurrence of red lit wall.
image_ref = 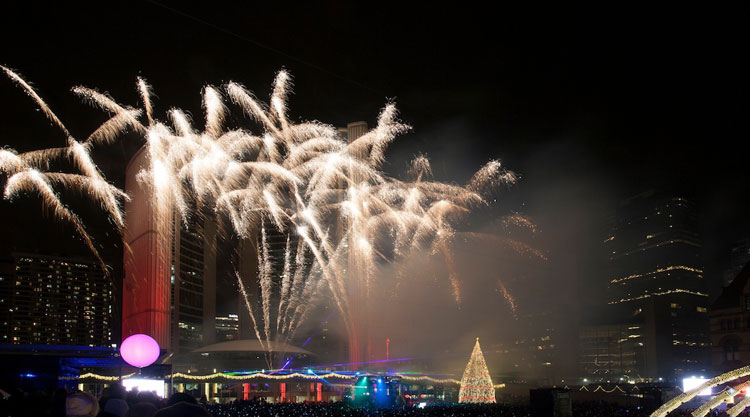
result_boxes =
[122,147,172,350]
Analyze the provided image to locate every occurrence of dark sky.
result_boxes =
[0,2,747,360]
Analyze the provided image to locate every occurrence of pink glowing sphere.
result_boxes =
[120,334,160,368]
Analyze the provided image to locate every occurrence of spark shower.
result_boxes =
[0,67,528,366]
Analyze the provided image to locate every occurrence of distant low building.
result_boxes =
[709,263,750,373]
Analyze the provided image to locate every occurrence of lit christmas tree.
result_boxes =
[458,338,496,403]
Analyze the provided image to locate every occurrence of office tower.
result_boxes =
[605,191,709,380]
[340,121,370,368]
[170,214,217,353]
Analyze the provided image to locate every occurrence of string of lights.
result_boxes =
[63,373,136,381]
[650,365,750,417]
[399,375,461,385]
[171,372,357,381]
[458,338,496,403]
[728,395,750,417]
[70,371,468,385]
[692,381,750,417]
[610,265,703,284]
[609,288,708,305]
[593,386,626,394]
[691,390,732,417]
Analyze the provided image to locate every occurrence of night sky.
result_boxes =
[0,2,747,362]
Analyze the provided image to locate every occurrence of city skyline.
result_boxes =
[0,4,748,415]
[0,1,746,381]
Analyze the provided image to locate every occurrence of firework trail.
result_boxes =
[258,224,274,349]
[132,71,528,358]
[236,270,271,367]
[277,235,292,334]
[0,67,134,270]
[496,279,518,317]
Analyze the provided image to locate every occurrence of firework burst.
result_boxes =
[1,67,534,366]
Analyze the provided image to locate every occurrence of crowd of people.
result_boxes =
[4,387,750,417]
[205,401,528,417]
[0,386,213,417]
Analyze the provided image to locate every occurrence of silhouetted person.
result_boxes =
[97,398,128,417]
[166,392,196,407]
[53,388,68,417]
[127,402,158,417]
[152,402,211,417]
[66,392,99,417]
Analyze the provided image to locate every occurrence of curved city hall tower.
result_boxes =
[122,147,217,353]
[340,121,371,369]
[122,147,173,349]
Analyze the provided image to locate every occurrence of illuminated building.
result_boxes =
[123,146,216,354]
[0,260,12,344]
[216,314,239,341]
[604,191,709,380]
[122,147,172,349]
[578,323,646,382]
[4,252,113,346]
[170,213,217,353]
[337,121,368,142]
[709,263,750,373]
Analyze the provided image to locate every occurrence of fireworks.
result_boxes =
[1,67,530,364]
[0,66,133,271]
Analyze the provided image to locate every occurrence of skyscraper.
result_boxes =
[340,121,371,368]
[605,191,709,380]
[122,147,172,349]
[123,146,216,354]
[170,214,217,353]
